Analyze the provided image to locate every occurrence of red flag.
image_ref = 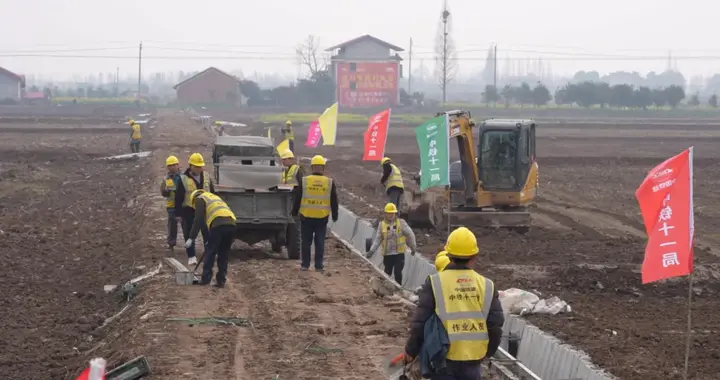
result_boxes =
[635,147,694,284]
[362,109,391,161]
[76,368,91,380]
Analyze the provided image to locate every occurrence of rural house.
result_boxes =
[174,67,242,106]
[0,67,24,103]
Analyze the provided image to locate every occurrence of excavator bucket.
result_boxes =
[402,190,443,229]
[445,207,532,233]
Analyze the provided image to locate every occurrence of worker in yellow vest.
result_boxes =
[282,120,295,153]
[380,157,404,209]
[185,190,237,288]
[130,122,142,153]
[280,149,303,187]
[160,155,181,249]
[366,203,417,285]
[174,152,214,266]
[404,227,504,379]
[291,155,338,272]
[435,251,450,272]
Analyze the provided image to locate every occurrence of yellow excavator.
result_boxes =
[404,110,539,232]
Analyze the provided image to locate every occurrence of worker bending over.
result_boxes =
[129,121,142,153]
[161,155,181,249]
[292,155,338,272]
[280,150,303,186]
[174,153,214,266]
[185,190,236,288]
[380,157,404,209]
[404,227,504,380]
[366,203,417,285]
[282,120,295,153]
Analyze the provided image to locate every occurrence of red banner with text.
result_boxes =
[362,109,391,161]
[635,147,694,284]
[336,62,399,108]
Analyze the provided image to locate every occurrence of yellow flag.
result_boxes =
[267,126,273,138]
[318,102,338,146]
[276,138,290,154]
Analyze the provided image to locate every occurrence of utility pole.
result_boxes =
[493,44,498,89]
[115,67,119,96]
[137,42,143,97]
[408,37,413,94]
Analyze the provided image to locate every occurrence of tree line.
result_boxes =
[479,81,719,109]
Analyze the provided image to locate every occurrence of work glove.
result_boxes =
[184,239,194,249]
[365,250,374,259]
[410,249,416,256]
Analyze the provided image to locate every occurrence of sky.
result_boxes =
[1,0,717,81]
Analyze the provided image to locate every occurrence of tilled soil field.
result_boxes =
[268,120,720,380]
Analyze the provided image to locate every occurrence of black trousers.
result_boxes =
[429,360,483,379]
[201,224,235,285]
[383,254,405,285]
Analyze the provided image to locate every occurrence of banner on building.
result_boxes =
[336,62,399,108]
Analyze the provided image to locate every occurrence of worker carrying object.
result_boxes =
[291,154,338,272]
[366,203,417,285]
[161,155,181,250]
[380,157,404,209]
[185,190,237,288]
[174,153,214,266]
[404,227,505,380]
[282,120,295,153]
[280,149,304,186]
[130,122,142,153]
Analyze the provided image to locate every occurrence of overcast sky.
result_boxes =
[0,0,716,80]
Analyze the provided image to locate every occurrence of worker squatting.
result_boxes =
[160,135,502,379]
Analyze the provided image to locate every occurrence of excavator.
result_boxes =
[404,110,539,232]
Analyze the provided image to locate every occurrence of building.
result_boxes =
[325,35,403,109]
[174,67,242,106]
[0,67,24,103]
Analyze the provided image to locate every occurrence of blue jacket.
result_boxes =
[419,313,450,377]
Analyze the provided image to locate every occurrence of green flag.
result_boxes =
[415,114,450,191]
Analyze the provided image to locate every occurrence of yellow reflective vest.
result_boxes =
[282,127,295,140]
[385,163,404,190]
[181,173,211,208]
[429,269,494,361]
[164,176,176,209]
[380,219,406,255]
[131,124,142,140]
[283,164,300,186]
[198,193,236,228]
[299,175,332,218]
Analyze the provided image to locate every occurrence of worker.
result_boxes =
[130,121,142,153]
[291,154,338,272]
[174,153,214,266]
[404,227,505,379]
[380,157,404,209]
[161,155,181,250]
[184,190,237,288]
[435,251,450,272]
[280,150,303,186]
[281,120,295,153]
[366,203,417,285]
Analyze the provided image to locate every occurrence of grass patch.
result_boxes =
[259,113,428,125]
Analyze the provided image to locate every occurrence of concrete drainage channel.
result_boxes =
[331,205,615,380]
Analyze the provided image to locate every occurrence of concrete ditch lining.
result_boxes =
[332,205,615,380]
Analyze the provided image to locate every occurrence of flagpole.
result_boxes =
[382,108,391,158]
[446,112,452,236]
[683,146,695,380]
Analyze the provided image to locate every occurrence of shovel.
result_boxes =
[384,353,409,380]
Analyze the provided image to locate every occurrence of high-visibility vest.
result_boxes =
[283,164,300,186]
[385,164,404,190]
[181,173,211,208]
[380,219,406,255]
[164,176,176,209]
[282,127,295,140]
[131,124,142,139]
[198,193,236,228]
[429,269,494,361]
[299,175,332,218]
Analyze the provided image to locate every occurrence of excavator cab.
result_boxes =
[406,111,538,232]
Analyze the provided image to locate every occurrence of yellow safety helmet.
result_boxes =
[165,155,180,166]
[381,157,391,165]
[128,119,135,125]
[384,203,398,213]
[188,153,205,167]
[310,155,326,166]
[435,251,450,272]
[444,227,479,257]
[189,189,205,208]
[285,120,292,126]
[280,150,295,159]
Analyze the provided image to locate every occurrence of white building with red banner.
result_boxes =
[325,35,404,109]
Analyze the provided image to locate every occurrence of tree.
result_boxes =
[665,85,685,108]
[688,92,700,107]
[500,85,514,108]
[531,83,551,107]
[515,83,533,106]
[295,35,328,79]
[609,84,633,108]
[651,88,667,108]
[434,0,457,105]
[481,85,499,105]
[709,94,718,108]
[634,86,653,110]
